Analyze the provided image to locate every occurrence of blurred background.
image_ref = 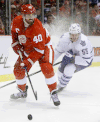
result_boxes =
[0,0,100,36]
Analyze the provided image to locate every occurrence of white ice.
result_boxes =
[0,66,100,122]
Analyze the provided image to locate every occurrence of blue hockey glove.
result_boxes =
[58,51,75,73]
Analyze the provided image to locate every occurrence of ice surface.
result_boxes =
[0,66,100,122]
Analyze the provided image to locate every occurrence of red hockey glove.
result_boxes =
[12,43,24,55]
[20,59,33,70]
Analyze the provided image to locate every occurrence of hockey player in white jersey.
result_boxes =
[54,23,94,92]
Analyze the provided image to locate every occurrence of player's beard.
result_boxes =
[22,14,35,27]
[25,19,34,25]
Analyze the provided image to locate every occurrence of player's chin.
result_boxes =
[26,20,34,25]
[71,38,77,43]
[70,38,74,42]
[74,39,77,42]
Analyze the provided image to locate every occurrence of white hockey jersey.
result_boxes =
[54,32,94,66]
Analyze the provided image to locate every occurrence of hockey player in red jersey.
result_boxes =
[10,4,60,106]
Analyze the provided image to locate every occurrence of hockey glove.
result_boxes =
[20,59,33,70]
[12,42,24,55]
[67,50,73,55]
[62,54,74,66]
[58,52,75,73]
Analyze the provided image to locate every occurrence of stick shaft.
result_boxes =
[18,50,37,100]
[0,61,61,89]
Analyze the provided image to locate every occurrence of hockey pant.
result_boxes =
[58,58,93,87]
[13,45,57,92]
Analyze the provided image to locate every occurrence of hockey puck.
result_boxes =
[28,114,32,120]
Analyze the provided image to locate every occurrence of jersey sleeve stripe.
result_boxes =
[45,40,52,46]
[27,58,34,65]
[82,56,93,59]
[45,28,49,38]
[11,41,19,47]
[34,47,44,54]
[24,51,29,57]
[48,45,53,64]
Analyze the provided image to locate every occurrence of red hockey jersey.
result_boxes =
[11,15,51,63]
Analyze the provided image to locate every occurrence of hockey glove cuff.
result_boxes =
[20,59,33,69]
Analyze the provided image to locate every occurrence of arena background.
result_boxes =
[0,0,100,82]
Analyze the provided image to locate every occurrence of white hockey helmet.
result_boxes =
[69,23,81,34]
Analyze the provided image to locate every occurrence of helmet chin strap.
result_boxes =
[23,15,30,28]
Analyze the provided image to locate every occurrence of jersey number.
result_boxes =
[33,34,43,43]
[82,48,88,55]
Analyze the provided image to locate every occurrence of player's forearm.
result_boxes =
[11,31,23,55]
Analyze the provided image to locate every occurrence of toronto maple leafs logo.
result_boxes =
[80,40,86,46]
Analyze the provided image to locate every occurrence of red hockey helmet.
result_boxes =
[21,4,36,14]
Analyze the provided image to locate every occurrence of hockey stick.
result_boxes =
[0,61,61,89]
[18,50,37,100]
[29,61,61,76]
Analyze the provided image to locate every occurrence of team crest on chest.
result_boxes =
[18,35,26,44]
[80,40,86,46]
